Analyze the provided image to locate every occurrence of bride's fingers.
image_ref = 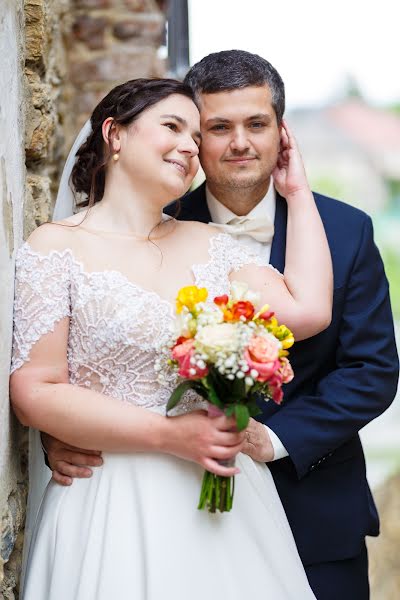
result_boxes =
[282,119,299,150]
[215,430,245,446]
[202,457,241,477]
[209,441,244,460]
[214,415,240,431]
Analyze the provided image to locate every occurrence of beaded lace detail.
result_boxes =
[11,234,276,412]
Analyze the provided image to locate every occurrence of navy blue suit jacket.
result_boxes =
[165,182,399,566]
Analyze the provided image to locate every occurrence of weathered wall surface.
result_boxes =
[0,2,28,598]
[24,0,71,237]
[1,0,167,595]
[64,0,166,146]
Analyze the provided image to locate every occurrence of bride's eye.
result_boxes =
[164,122,178,132]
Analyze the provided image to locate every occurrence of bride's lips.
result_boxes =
[164,159,188,176]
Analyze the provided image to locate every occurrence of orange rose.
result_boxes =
[232,301,255,321]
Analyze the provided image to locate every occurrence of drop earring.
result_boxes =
[112,152,119,161]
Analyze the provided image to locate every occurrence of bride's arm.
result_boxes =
[235,120,333,340]
[10,320,243,476]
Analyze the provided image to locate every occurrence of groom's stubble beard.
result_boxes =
[204,168,273,215]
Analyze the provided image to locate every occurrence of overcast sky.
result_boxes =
[188,0,400,109]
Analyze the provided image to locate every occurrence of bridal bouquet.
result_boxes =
[159,282,294,513]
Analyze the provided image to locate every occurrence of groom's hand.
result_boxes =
[41,432,103,486]
[242,418,274,462]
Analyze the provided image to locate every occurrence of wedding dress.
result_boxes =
[12,231,316,600]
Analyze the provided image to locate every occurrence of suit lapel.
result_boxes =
[270,192,287,272]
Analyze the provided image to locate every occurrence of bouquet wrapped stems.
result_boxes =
[198,403,235,513]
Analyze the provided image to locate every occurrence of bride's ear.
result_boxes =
[102,117,121,154]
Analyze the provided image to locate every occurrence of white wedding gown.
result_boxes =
[11,232,316,600]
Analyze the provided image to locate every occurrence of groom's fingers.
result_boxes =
[52,470,72,486]
[53,460,94,480]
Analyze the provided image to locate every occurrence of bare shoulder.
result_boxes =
[175,220,218,244]
[26,217,82,255]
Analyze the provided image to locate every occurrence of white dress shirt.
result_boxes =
[206,185,289,461]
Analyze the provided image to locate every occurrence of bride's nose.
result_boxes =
[178,133,199,157]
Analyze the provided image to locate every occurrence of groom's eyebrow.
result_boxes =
[160,114,201,141]
[205,113,272,124]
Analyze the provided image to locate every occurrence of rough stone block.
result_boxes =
[72,15,108,50]
[124,0,159,12]
[73,0,111,7]
[25,0,48,66]
[24,174,53,237]
[113,14,164,41]
[70,48,155,84]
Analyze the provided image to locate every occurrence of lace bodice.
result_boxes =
[11,233,274,413]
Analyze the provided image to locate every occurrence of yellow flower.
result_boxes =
[176,286,208,314]
[273,325,295,349]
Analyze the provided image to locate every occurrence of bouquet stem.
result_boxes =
[197,403,235,513]
[198,470,235,512]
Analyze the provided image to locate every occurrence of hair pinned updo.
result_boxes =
[70,78,196,208]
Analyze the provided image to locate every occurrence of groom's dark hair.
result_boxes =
[184,50,285,123]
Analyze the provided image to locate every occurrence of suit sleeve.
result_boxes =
[264,215,399,479]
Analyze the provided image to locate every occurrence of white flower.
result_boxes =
[230,280,249,302]
[230,280,261,306]
[196,323,240,361]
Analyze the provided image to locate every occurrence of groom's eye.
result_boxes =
[209,124,229,132]
[249,122,266,129]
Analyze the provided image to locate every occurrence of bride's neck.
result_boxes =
[86,178,164,236]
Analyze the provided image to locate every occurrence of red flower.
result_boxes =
[232,301,255,320]
[258,309,275,321]
[268,373,284,404]
[214,294,229,306]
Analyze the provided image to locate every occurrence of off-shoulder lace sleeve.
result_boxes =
[10,243,71,373]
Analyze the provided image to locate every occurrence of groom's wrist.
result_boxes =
[264,426,289,461]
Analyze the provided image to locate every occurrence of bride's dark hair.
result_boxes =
[70,78,196,208]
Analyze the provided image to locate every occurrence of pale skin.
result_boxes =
[12,87,333,484]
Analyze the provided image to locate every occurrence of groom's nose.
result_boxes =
[229,127,250,153]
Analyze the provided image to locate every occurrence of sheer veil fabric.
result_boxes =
[21,121,92,587]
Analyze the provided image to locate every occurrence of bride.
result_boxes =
[10,77,332,599]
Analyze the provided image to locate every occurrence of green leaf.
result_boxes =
[234,404,250,431]
[224,404,236,417]
[166,380,200,413]
[204,375,223,409]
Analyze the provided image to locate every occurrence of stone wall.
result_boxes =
[0,2,28,598]
[65,0,166,147]
[1,0,167,595]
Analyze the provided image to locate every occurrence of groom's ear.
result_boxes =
[102,117,121,153]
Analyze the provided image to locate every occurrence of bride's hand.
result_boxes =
[162,411,245,476]
[272,120,310,200]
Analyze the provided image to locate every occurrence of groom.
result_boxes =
[43,51,398,599]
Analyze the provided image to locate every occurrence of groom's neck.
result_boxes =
[206,178,271,217]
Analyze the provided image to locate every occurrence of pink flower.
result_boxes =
[279,357,294,384]
[244,335,280,382]
[172,339,208,379]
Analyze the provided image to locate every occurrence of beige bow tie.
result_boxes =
[209,216,274,243]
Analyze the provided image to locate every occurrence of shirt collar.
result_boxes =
[206,182,276,225]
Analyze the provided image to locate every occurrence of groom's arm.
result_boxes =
[261,215,399,479]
